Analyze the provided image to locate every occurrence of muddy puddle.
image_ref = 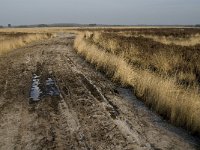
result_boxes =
[46,77,60,96]
[29,74,60,102]
[30,74,43,101]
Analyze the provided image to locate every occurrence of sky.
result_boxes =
[0,0,200,26]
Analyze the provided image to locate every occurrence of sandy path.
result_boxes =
[0,34,199,150]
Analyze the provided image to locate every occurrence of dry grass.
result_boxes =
[107,28,200,46]
[74,32,200,134]
[0,27,81,55]
[120,33,200,46]
[0,27,79,34]
[0,32,52,55]
[87,31,200,88]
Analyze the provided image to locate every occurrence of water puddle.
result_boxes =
[29,74,60,102]
[30,74,43,101]
[46,77,60,96]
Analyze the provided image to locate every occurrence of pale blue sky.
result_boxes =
[0,0,199,25]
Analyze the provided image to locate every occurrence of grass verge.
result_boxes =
[0,33,52,55]
[74,33,200,134]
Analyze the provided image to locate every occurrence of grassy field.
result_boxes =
[0,27,80,55]
[0,32,52,55]
[74,28,200,134]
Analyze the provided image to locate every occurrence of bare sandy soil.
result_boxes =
[0,34,199,150]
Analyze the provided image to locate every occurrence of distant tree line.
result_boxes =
[89,24,97,26]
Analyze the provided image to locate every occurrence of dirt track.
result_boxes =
[0,33,199,150]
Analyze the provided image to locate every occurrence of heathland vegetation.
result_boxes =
[1,27,200,134]
[74,28,200,134]
[0,27,81,55]
[0,32,52,55]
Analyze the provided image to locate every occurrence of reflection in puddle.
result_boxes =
[30,74,42,101]
[46,77,60,96]
[29,74,60,102]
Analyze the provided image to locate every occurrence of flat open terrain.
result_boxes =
[0,33,200,149]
